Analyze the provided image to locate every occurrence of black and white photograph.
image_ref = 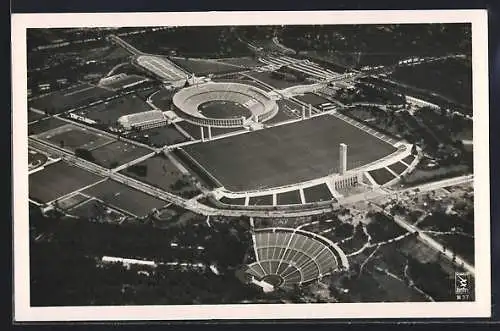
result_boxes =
[12,10,490,321]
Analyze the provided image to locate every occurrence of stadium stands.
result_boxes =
[172,82,278,127]
[245,228,348,290]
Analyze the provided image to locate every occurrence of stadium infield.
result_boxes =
[184,114,397,191]
[29,161,104,203]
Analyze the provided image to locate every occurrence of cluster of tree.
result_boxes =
[365,212,408,242]
[122,26,251,58]
[270,66,308,82]
[29,207,266,306]
[30,209,253,273]
[391,58,472,107]
[277,24,471,59]
[406,255,459,301]
[30,241,265,306]
[170,175,193,191]
[335,83,405,105]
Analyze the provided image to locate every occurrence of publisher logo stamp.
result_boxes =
[455,272,471,301]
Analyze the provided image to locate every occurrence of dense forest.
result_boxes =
[29,205,266,306]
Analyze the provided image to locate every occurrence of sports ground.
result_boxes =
[29,161,104,203]
[38,124,114,152]
[81,93,153,126]
[82,179,168,217]
[184,114,397,191]
[29,83,115,114]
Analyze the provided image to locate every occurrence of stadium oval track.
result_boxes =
[171,82,278,128]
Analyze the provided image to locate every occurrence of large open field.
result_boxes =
[213,77,273,92]
[246,71,304,90]
[170,57,246,75]
[127,125,187,147]
[28,110,46,123]
[29,83,116,114]
[90,141,152,169]
[28,117,67,136]
[120,154,200,198]
[265,99,300,125]
[294,93,332,107]
[390,58,472,107]
[29,161,104,203]
[81,179,168,217]
[198,100,252,119]
[80,93,153,126]
[38,124,114,152]
[184,114,397,191]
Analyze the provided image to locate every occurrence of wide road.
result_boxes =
[29,135,473,219]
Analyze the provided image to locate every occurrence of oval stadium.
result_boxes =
[244,227,349,291]
[172,82,278,127]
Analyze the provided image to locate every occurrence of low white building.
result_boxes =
[118,110,167,131]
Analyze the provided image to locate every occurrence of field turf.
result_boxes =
[91,141,152,168]
[39,125,114,152]
[28,117,67,135]
[388,161,408,175]
[276,190,301,205]
[369,167,396,185]
[294,93,332,107]
[28,110,46,123]
[120,154,199,196]
[198,100,251,119]
[128,125,187,147]
[81,94,153,126]
[402,154,416,165]
[219,196,245,205]
[265,99,300,125]
[170,57,246,75]
[68,199,125,220]
[303,184,333,203]
[213,78,273,92]
[184,114,396,191]
[248,195,273,206]
[246,71,304,89]
[29,162,104,203]
[57,193,90,210]
[82,179,168,217]
[29,83,115,114]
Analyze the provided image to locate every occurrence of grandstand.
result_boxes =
[172,82,278,127]
[135,55,188,85]
[117,110,167,131]
[245,227,348,291]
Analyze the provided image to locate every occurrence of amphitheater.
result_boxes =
[172,82,278,127]
[245,227,349,291]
